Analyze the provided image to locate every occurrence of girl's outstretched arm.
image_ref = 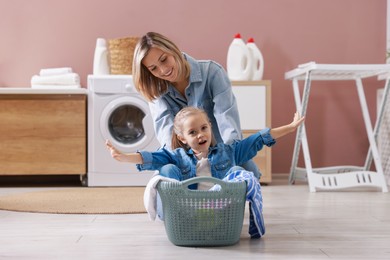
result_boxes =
[105,140,144,164]
[270,112,305,139]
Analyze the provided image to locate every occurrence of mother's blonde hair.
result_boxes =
[171,107,216,150]
[132,32,190,101]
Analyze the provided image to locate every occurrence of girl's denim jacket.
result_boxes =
[136,128,275,180]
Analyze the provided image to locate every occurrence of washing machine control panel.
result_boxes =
[88,75,136,94]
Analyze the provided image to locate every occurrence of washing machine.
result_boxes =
[87,75,160,186]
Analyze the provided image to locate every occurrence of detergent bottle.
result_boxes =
[226,33,252,81]
[93,38,110,75]
[247,37,264,80]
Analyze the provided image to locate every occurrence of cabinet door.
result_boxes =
[231,81,271,130]
[0,94,86,175]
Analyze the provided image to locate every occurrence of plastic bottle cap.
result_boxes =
[234,33,242,39]
[247,38,255,43]
[96,38,107,47]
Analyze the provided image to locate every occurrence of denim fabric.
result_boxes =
[242,160,261,179]
[148,53,263,179]
[149,53,242,148]
[136,128,275,180]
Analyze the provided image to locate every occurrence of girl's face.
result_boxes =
[177,113,212,155]
[142,47,178,82]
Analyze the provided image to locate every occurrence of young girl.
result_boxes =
[106,107,304,239]
[132,32,261,180]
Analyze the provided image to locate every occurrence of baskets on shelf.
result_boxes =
[157,177,247,247]
[108,37,139,75]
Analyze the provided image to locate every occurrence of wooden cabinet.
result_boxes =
[232,81,272,183]
[0,93,87,177]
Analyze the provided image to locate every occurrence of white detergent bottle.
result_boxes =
[227,33,252,81]
[247,37,264,80]
[93,38,110,75]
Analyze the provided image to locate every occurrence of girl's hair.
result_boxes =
[132,32,191,101]
[171,107,216,150]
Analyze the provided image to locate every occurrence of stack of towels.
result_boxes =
[31,67,81,89]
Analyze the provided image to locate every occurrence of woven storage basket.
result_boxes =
[108,37,139,75]
[157,177,246,247]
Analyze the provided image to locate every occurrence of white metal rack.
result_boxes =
[285,62,390,192]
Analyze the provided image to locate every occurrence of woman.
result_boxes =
[132,32,262,179]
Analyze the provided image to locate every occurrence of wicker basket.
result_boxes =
[108,37,139,75]
[157,177,246,247]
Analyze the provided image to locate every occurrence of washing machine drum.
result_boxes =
[109,105,145,144]
[100,96,156,152]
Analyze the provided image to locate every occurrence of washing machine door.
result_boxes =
[100,96,157,152]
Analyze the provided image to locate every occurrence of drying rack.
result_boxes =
[285,62,390,192]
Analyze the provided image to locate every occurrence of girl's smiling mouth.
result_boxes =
[199,140,207,145]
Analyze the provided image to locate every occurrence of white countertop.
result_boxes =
[0,87,88,94]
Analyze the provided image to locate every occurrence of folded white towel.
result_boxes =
[39,67,73,76]
[143,175,178,221]
[31,73,80,86]
[31,84,81,89]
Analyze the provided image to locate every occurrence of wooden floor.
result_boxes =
[0,174,389,259]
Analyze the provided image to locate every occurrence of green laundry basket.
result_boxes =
[157,177,247,247]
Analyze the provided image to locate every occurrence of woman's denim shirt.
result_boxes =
[148,53,242,148]
[136,128,275,180]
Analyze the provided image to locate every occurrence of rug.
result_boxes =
[0,187,146,214]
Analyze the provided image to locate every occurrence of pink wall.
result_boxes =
[0,0,386,173]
